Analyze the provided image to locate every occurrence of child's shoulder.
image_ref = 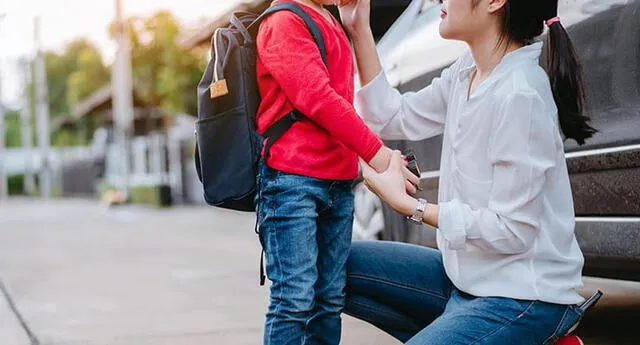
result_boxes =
[258,7,309,34]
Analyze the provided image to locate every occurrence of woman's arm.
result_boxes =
[338,0,380,86]
[362,93,558,255]
[340,0,457,142]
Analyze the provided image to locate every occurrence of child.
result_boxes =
[254,0,416,344]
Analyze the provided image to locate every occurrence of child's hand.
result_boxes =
[365,147,419,195]
[337,0,371,36]
[367,146,392,173]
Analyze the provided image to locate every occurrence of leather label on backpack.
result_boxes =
[210,79,229,99]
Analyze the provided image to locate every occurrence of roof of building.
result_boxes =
[71,85,149,119]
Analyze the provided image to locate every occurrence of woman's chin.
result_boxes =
[439,24,463,41]
[439,24,453,40]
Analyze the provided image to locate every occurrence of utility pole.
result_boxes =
[112,0,134,197]
[34,17,52,198]
[20,58,35,195]
[0,13,8,200]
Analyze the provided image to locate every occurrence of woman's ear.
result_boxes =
[487,0,508,14]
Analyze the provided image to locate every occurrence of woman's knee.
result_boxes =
[347,240,445,281]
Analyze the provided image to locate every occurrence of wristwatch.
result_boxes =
[408,198,427,224]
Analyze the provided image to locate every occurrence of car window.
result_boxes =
[398,2,467,85]
[374,0,424,86]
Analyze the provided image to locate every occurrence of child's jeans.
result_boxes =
[256,160,354,345]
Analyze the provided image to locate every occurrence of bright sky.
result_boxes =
[0,0,240,107]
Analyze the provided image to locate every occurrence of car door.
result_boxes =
[559,0,640,281]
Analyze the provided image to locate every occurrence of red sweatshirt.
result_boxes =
[256,0,383,181]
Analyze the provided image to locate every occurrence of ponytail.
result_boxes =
[546,21,597,145]
[503,1,597,145]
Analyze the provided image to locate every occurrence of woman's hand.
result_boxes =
[367,147,420,194]
[361,150,416,214]
[337,0,371,37]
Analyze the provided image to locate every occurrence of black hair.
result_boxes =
[497,0,597,145]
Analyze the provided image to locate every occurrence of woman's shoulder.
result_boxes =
[493,71,560,134]
[494,64,555,108]
[506,62,550,92]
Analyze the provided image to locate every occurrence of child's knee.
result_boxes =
[269,291,315,320]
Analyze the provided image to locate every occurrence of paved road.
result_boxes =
[0,199,638,344]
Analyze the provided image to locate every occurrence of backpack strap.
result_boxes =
[262,110,303,161]
[248,2,328,67]
[250,2,330,161]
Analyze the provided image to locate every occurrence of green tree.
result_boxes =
[39,39,109,146]
[45,39,109,118]
[66,47,111,107]
[110,11,205,115]
[3,110,22,148]
[24,11,203,149]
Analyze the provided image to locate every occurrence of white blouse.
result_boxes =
[356,42,585,304]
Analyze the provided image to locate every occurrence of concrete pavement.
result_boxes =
[0,199,392,345]
[0,199,638,344]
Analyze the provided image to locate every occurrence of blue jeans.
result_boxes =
[256,161,354,345]
[344,241,584,345]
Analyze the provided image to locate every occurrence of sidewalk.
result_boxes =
[0,199,392,345]
[1,199,638,344]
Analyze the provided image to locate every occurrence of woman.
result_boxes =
[337,0,597,344]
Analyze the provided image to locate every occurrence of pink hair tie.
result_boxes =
[545,16,561,26]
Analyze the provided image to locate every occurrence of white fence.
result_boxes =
[3,146,93,176]
[2,133,195,203]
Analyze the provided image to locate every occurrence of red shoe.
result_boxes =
[555,335,584,345]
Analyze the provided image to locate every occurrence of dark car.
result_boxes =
[351,0,640,282]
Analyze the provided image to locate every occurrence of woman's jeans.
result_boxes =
[256,161,354,345]
[344,241,584,345]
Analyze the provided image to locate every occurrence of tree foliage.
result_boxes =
[45,39,109,118]
[109,10,204,115]
[7,10,205,148]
